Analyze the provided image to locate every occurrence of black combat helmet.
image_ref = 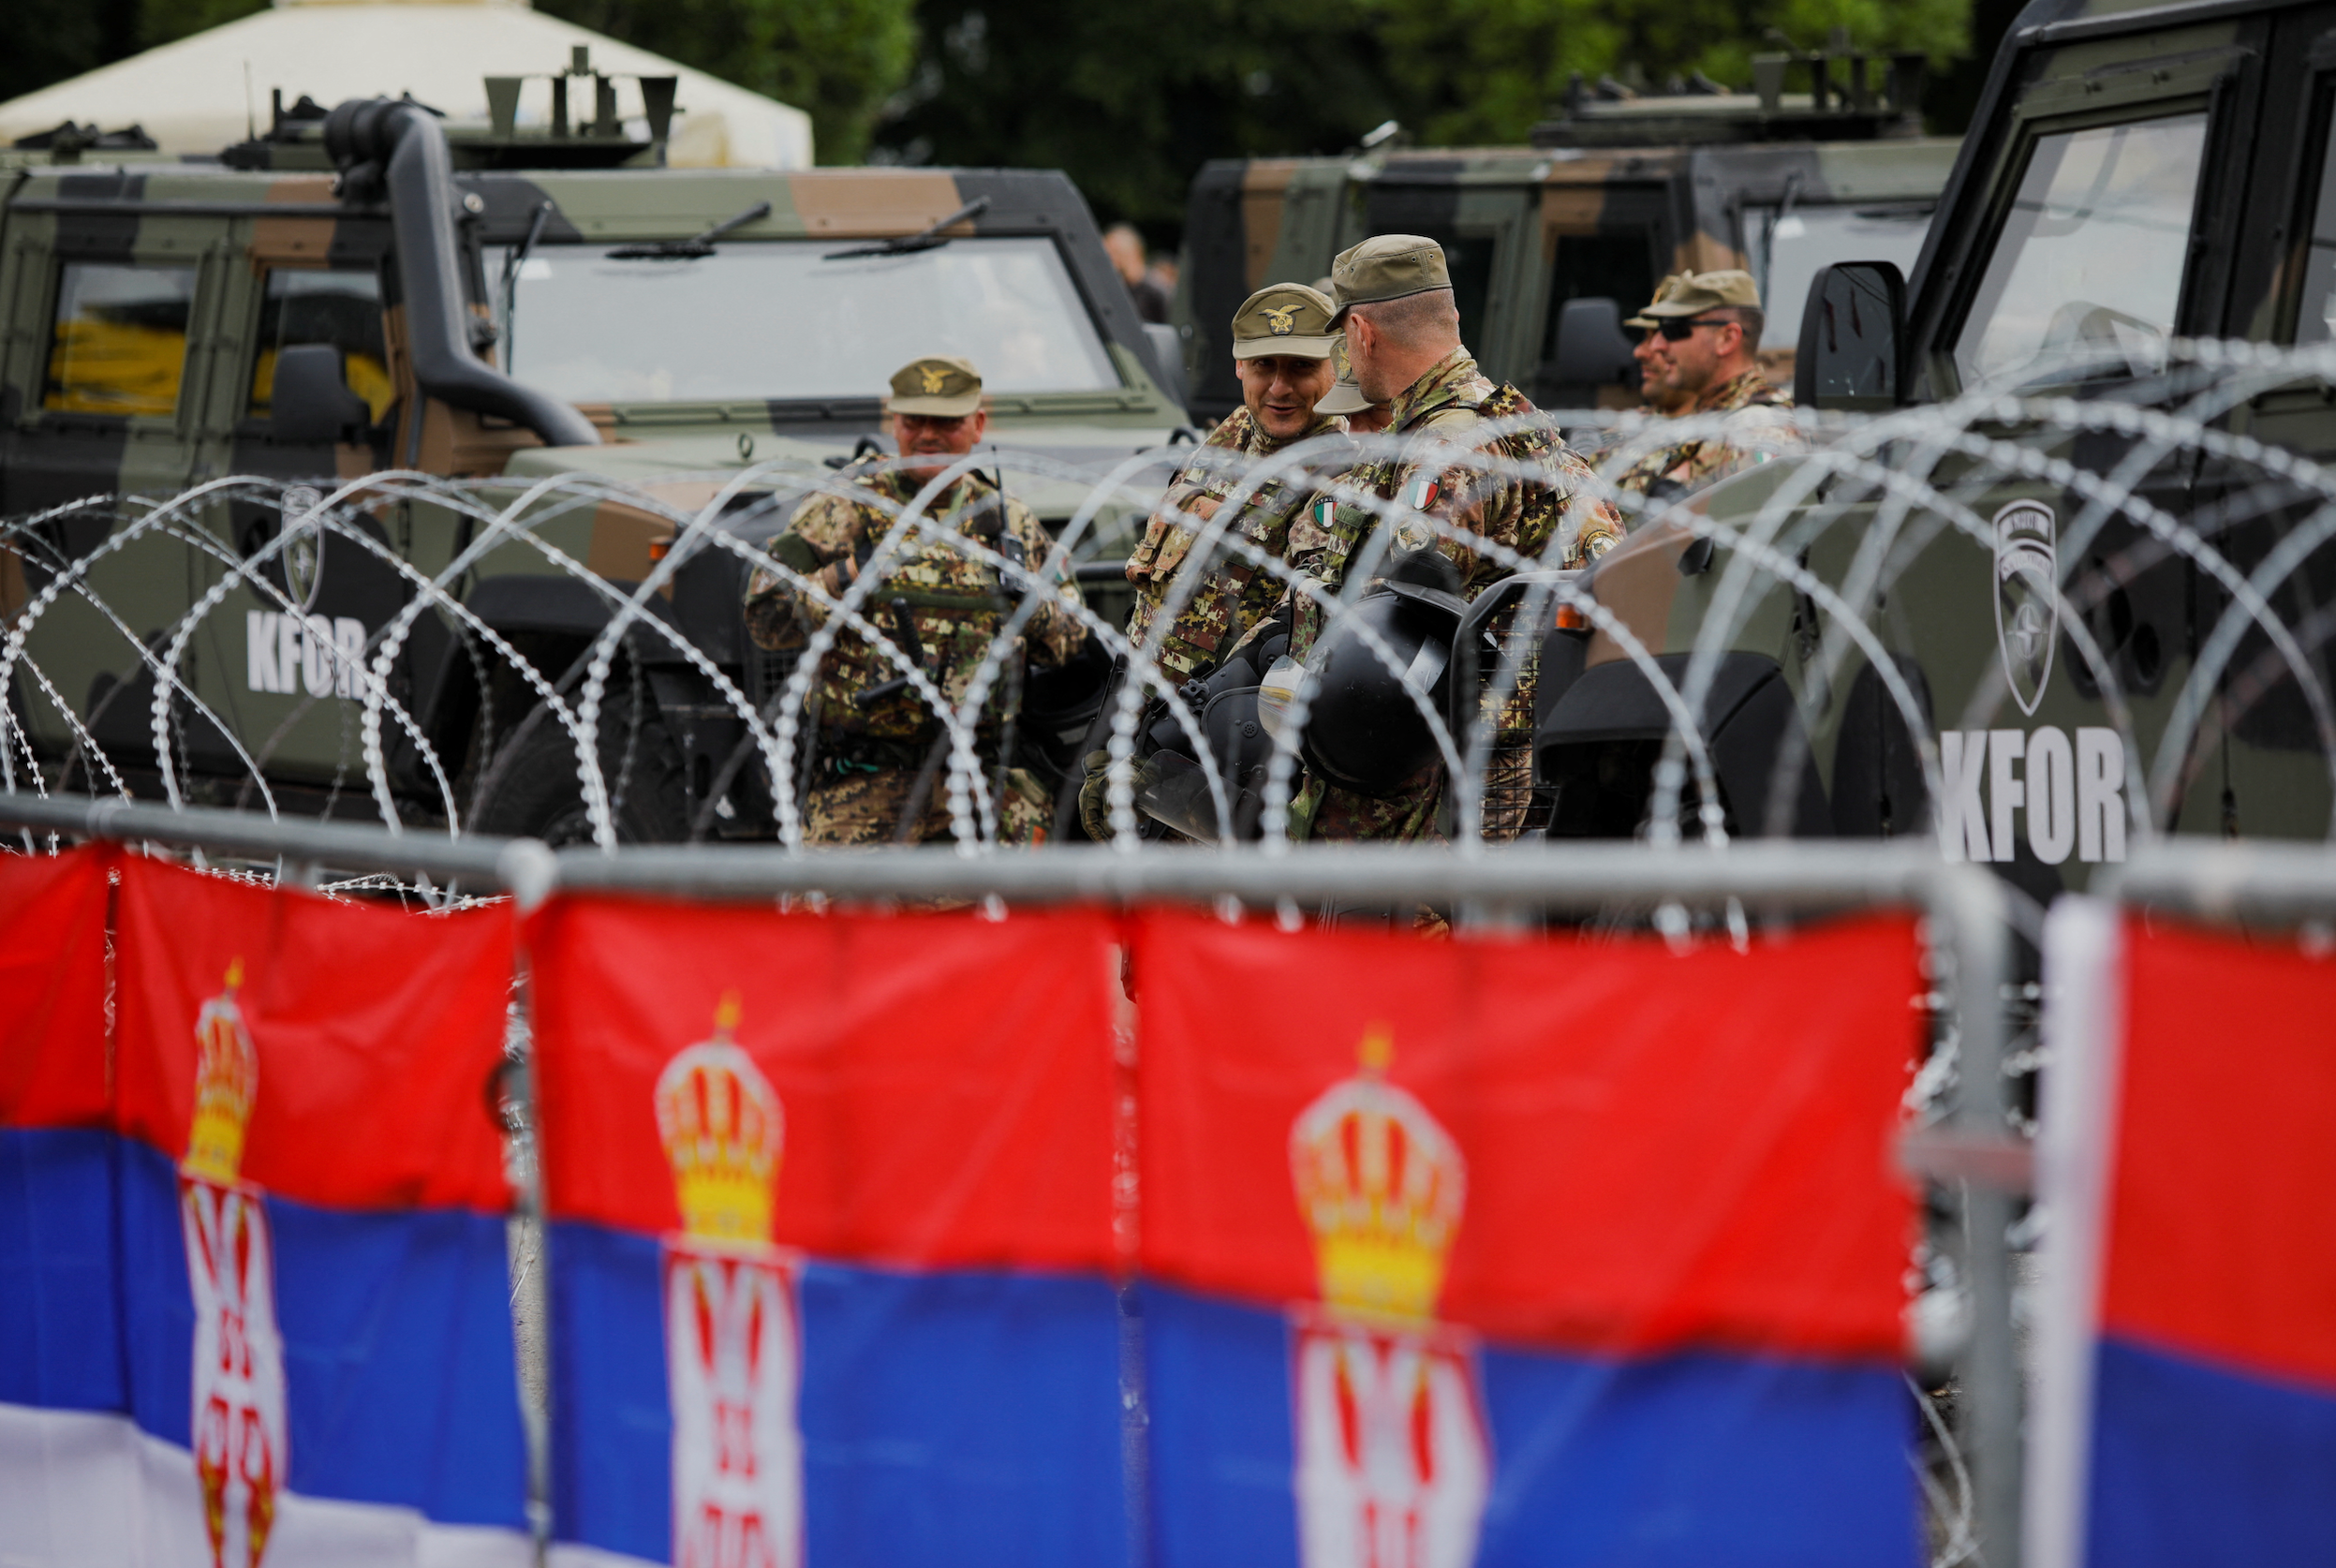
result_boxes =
[1298,548,1467,797]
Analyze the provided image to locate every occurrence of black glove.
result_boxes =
[1079,748,1160,841]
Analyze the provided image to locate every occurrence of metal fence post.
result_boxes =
[1930,865,2020,1568]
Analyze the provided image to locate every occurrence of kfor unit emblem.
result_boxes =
[1992,498,2058,717]
[1264,304,1299,336]
[280,486,325,611]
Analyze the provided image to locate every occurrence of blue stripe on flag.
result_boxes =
[1473,1339,1913,1566]
[797,1263,1128,1564]
[0,1127,126,1413]
[1143,1282,1914,1568]
[2088,1334,2336,1567]
[114,1135,526,1529]
[1141,1284,1301,1568]
[550,1220,1128,1566]
[549,1221,672,1560]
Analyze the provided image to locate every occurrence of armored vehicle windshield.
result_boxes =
[498,236,1123,405]
[0,95,1179,844]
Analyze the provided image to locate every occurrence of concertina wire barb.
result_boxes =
[6,337,2336,932]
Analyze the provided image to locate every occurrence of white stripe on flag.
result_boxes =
[0,1403,532,1568]
[2024,896,2127,1568]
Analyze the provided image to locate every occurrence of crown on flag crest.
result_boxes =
[655,993,783,1247]
[1289,1029,1466,1324]
[183,958,258,1184]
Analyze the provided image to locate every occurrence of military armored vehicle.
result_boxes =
[1534,0,2336,904]
[1175,52,1958,421]
[0,70,1184,842]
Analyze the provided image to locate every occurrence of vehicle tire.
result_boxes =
[467,688,690,846]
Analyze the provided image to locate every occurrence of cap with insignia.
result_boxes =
[1326,234,1451,324]
[1230,282,1338,360]
[887,354,984,417]
[1315,333,1374,415]
[1623,274,1687,330]
[1625,270,1761,328]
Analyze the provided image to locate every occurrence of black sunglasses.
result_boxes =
[1647,316,1732,343]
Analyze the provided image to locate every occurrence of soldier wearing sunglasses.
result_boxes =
[1614,270,1799,501]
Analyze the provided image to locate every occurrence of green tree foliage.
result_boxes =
[0,0,143,106]
[1376,0,1966,146]
[877,0,1410,233]
[139,0,267,50]
[0,0,913,166]
[540,0,917,163]
[878,0,1971,230]
[2,0,1973,214]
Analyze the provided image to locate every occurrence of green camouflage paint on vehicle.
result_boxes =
[1540,0,2336,904]
[0,102,1175,837]
[1176,128,1958,421]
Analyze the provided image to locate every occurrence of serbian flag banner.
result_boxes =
[1,845,121,1534]
[2031,902,2336,1568]
[8,853,530,1568]
[528,896,1124,1568]
[1135,910,1922,1568]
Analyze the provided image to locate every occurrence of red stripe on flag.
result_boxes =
[1135,910,1919,1356]
[0,846,112,1130]
[112,857,515,1212]
[528,896,1119,1271]
[2103,917,2336,1390]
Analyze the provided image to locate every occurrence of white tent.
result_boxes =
[0,0,814,169]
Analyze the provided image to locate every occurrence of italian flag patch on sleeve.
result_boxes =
[1402,474,1441,511]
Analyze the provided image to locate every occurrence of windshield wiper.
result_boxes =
[607,200,773,260]
[822,195,990,261]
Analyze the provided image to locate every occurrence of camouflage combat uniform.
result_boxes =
[1123,405,1347,684]
[1273,348,1627,843]
[1613,367,1798,497]
[744,465,1085,845]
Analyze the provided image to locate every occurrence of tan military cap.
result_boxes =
[1626,269,1761,327]
[1231,283,1338,360]
[1622,274,1687,330]
[1315,333,1373,415]
[1327,234,1451,323]
[887,354,983,417]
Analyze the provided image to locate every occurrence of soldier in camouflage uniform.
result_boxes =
[1270,235,1629,845]
[1122,282,1347,684]
[744,356,1085,846]
[1614,270,1801,498]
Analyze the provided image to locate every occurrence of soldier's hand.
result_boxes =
[1079,749,1159,841]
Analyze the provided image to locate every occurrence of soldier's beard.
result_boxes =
[1641,356,1704,413]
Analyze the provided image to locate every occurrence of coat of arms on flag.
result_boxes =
[656,994,804,1568]
[1288,1029,1487,1568]
[180,958,288,1568]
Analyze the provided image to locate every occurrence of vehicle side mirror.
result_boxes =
[1795,261,1905,411]
[1549,297,1640,392]
[271,344,371,444]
